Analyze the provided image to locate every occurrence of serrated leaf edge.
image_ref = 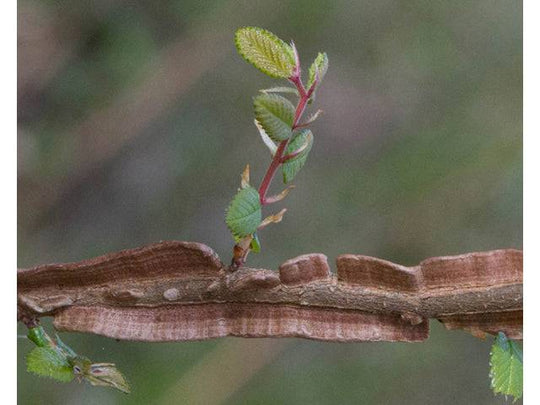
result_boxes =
[254,94,295,142]
[254,119,277,155]
[225,186,262,238]
[282,130,314,183]
[308,52,329,89]
[489,334,523,401]
[235,27,295,78]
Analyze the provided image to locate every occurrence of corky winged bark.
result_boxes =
[17,242,522,342]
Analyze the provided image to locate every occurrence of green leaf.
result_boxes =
[303,109,323,125]
[254,119,277,156]
[260,87,299,96]
[254,94,295,142]
[70,357,131,394]
[54,334,78,358]
[235,27,295,78]
[490,332,523,401]
[27,347,74,383]
[226,186,262,238]
[86,363,130,394]
[250,233,261,253]
[27,326,49,347]
[282,129,313,183]
[307,52,329,89]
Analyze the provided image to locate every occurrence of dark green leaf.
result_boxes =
[254,94,295,142]
[226,186,262,238]
[235,27,295,78]
[282,129,313,183]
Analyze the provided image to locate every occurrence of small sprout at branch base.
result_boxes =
[230,234,255,270]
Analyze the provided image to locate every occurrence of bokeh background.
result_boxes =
[18,0,522,403]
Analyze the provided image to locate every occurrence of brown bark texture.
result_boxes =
[17,241,522,342]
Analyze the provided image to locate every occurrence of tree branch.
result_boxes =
[17,242,522,342]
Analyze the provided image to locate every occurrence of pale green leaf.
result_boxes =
[282,129,313,183]
[307,52,329,89]
[260,87,299,96]
[303,109,323,126]
[87,363,130,394]
[490,332,523,401]
[235,27,295,78]
[254,94,295,142]
[226,186,262,238]
[27,347,74,383]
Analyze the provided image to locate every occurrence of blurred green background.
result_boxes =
[18,0,522,403]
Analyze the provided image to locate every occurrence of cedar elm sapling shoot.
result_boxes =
[20,27,522,402]
[226,27,328,270]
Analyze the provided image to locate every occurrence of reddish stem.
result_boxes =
[281,146,305,163]
[231,70,317,269]
[258,74,311,204]
[258,140,288,204]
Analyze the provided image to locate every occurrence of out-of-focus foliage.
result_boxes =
[18,0,521,403]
